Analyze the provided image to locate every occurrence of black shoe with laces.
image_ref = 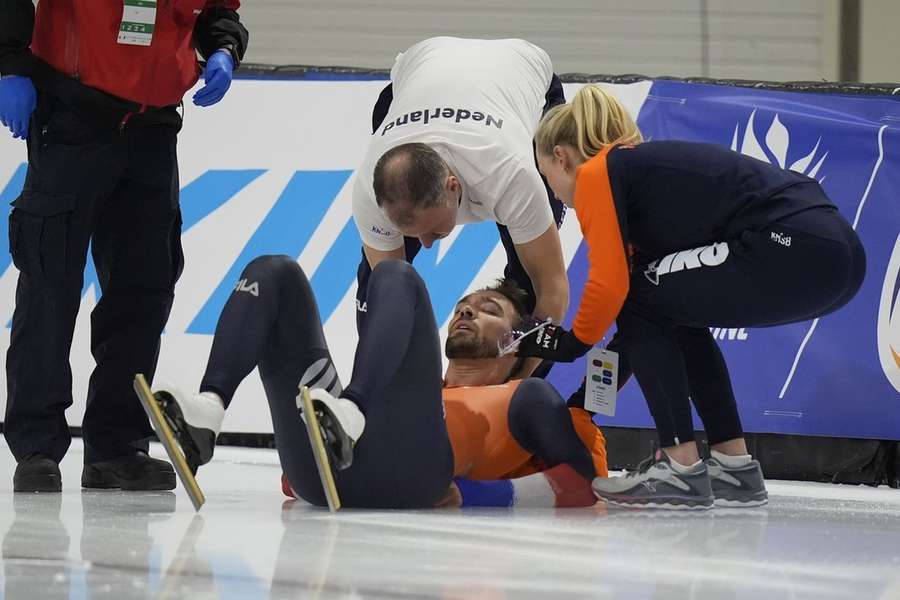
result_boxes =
[82,451,175,491]
[13,454,62,493]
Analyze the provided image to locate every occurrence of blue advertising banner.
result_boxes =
[0,77,896,437]
[548,81,900,440]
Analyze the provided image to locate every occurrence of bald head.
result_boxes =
[373,143,450,220]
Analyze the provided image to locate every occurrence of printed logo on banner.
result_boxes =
[730,109,828,179]
[709,328,749,341]
[878,234,900,393]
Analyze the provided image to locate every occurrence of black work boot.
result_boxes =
[13,454,62,493]
[82,451,175,491]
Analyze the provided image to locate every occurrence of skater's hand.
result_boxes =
[193,50,234,107]
[514,320,592,363]
[435,482,462,508]
[0,76,36,139]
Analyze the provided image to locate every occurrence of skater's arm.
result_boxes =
[435,482,463,508]
[445,464,596,508]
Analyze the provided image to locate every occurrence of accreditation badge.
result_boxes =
[585,347,619,416]
[118,0,157,47]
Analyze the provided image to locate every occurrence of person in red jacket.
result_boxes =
[0,0,248,493]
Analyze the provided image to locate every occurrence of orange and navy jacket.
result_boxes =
[443,380,608,480]
[569,141,835,346]
[0,0,247,109]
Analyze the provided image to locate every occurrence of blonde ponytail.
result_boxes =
[536,84,642,160]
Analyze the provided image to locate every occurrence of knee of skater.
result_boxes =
[242,255,306,286]
[371,259,424,290]
[509,378,566,420]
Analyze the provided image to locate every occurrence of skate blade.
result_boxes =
[134,374,205,511]
[298,386,342,513]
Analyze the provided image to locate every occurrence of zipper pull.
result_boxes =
[119,112,134,134]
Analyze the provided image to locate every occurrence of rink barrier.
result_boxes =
[235,63,900,96]
[228,65,900,481]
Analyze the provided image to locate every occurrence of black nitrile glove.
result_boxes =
[514,320,592,362]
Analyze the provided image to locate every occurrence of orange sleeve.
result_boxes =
[569,408,608,477]
[571,148,630,345]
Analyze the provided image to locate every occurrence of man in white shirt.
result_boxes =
[352,37,568,376]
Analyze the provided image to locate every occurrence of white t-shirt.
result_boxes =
[352,37,555,252]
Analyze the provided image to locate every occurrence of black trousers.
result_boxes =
[4,94,184,464]
[200,257,454,508]
[617,202,866,448]
[355,75,567,335]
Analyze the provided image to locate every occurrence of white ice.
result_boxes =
[1,439,899,599]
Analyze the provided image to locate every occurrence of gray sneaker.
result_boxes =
[706,456,768,507]
[592,450,714,510]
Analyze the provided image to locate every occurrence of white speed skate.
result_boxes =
[152,383,225,475]
[298,387,365,471]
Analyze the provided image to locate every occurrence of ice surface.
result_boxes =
[1,439,898,599]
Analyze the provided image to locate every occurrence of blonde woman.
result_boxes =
[515,84,865,509]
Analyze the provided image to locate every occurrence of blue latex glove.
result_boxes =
[0,75,37,139]
[193,50,234,107]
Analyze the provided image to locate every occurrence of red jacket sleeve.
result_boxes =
[571,148,630,345]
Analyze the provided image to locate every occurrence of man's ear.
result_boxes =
[445,175,462,205]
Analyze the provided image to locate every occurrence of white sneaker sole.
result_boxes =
[598,495,714,511]
[713,496,769,508]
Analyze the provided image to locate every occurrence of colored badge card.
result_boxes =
[585,347,619,417]
[118,0,157,46]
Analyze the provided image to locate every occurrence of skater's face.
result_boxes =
[446,291,518,359]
